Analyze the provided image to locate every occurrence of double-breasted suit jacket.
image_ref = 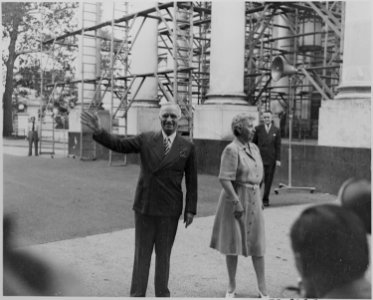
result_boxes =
[252,124,281,166]
[93,130,198,218]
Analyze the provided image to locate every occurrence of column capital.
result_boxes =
[207,2,246,105]
[131,99,160,108]
[204,93,248,105]
[335,84,371,100]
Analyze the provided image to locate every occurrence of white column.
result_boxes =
[318,1,371,148]
[70,2,102,133]
[130,2,159,107]
[336,2,371,98]
[127,2,161,134]
[205,1,247,104]
[194,2,258,140]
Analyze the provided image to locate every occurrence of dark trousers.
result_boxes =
[263,162,276,203]
[28,131,38,156]
[130,212,179,297]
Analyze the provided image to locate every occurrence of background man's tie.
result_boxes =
[164,137,171,156]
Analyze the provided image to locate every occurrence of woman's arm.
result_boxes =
[220,179,244,219]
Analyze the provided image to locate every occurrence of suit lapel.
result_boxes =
[156,134,182,171]
[268,124,273,135]
[259,124,266,135]
[151,132,165,165]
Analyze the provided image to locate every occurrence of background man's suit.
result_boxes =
[28,117,39,156]
[93,130,198,297]
[252,123,281,205]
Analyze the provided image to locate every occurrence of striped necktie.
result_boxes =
[164,137,171,156]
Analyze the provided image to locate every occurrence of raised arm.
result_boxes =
[219,145,244,219]
[80,111,101,134]
[81,111,141,153]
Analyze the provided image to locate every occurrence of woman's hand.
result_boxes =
[233,201,244,219]
[219,179,244,219]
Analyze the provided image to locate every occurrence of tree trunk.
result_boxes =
[3,6,21,137]
[3,57,16,136]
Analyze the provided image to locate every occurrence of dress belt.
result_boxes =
[236,182,259,190]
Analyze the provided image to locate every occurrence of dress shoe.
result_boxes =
[225,291,236,298]
[258,290,269,298]
[263,202,270,207]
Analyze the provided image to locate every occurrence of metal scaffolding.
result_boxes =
[35,3,76,157]
[244,2,344,139]
[38,1,344,160]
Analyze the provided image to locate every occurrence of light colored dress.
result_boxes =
[210,138,265,257]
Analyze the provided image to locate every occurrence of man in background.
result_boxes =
[28,116,39,156]
[252,110,281,207]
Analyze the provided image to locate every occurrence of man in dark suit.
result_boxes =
[252,110,281,207]
[28,116,39,156]
[81,103,198,297]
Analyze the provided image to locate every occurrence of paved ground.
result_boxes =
[3,137,337,297]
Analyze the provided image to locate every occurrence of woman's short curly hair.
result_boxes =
[231,113,254,137]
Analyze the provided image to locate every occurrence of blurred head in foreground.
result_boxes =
[290,204,370,299]
[3,215,81,296]
[338,178,371,234]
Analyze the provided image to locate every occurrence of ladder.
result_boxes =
[245,3,276,108]
[39,83,57,157]
[39,111,56,157]
[173,3,194,136]
[36,8,64,158]
[79,2,102,160]
[156,3,194,137]
[108,2,130,166]
[194,2,211,104]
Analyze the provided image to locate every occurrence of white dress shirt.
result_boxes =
[162,130,177,148]
[265,124,271,133]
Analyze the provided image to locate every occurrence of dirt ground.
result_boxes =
[3,138,337,297]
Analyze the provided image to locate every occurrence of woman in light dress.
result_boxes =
[210,113,268,298]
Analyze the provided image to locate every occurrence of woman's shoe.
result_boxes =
[225,291,236,298]
[258,290,269,298]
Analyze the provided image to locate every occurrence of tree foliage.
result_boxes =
[2,2,78,136]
